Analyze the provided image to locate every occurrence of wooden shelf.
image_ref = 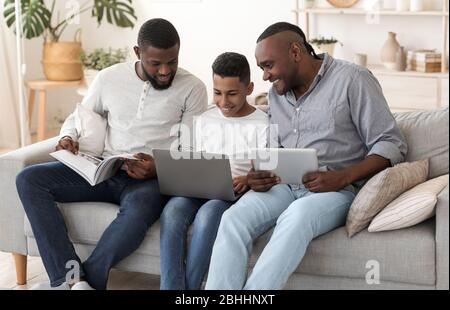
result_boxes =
[293,8,449,16]
[368,65,449,78]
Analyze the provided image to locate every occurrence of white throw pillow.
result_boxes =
[74,103,107,157]
[368,174,449,232]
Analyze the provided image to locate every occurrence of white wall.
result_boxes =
[78,0,292,97]
[22,0,448,134]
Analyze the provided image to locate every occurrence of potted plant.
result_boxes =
[309,36,343,57]
[81,48,128,87]
[3,0,136,81]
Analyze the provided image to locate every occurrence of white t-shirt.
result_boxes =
[195,106,269,177]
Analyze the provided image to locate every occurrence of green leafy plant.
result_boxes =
[3,0,137,42]
[81,48,128,71]
[309,36,343,47]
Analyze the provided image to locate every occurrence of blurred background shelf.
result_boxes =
[293,8,448,16]
[293,0,449,112]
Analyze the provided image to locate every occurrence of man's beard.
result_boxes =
[141,62,175,90]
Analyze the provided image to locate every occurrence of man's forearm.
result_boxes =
[341,154,391,186]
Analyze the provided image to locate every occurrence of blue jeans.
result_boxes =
[205,184,356,290]
[160,197,231,290]
[16,162,168,290]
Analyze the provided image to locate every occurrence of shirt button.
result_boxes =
[293,129,298,133]
[296,108,300,112]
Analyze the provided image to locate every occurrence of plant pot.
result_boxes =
[83,69,99,88]
[311,43,336,57]
[42,41,83,81]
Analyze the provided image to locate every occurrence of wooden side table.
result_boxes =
[26,80,84,141]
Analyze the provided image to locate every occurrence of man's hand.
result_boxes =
[247,168,281,192]
[233,176,249,194]
[124,153,156,180]
[303,170,349,193]
[55,136,79,154]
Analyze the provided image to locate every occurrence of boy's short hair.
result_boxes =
[212,52,251,85]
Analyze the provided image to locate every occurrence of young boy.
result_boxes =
[159,52,269,290]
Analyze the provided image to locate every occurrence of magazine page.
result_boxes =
[50,151,141,186]
[50,150,99,185]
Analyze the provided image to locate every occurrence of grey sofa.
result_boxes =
[0,108,448,290]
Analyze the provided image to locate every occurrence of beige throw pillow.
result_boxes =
[368,174,448,232]
[346,159,429,237]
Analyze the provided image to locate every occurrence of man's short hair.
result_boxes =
[257,22,320,59]
[212,52,251,85]
[137,18,180,49]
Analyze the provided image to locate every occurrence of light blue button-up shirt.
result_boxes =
[268,54,407,189]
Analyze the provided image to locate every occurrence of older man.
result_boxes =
[206,22,407,290]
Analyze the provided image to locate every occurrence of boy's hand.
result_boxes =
[247,168,280,192]
[233,176,249,194]
[55,136,79,154]
[124,153,156,180]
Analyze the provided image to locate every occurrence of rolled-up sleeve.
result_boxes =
[348,69,407,166]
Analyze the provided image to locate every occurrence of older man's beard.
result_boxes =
[141,62,175,90]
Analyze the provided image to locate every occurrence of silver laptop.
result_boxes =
[153,149,238,201]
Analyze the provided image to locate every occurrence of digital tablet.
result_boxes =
[252,148,319,185]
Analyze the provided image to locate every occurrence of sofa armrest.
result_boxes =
[436,185,449,290]
[0,137,59,254]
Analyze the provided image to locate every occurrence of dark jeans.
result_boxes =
[16,162,168,290]
[160,197,231,290]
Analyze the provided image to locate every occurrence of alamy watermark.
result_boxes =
[167,121,280,170]
[65,260,81,285]
[365,259,381,285]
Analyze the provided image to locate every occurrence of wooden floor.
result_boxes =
[0,251,160,290]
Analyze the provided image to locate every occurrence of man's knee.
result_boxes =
[120,192,164,226]
[278,200,314,228]
[217,202,251,236]
[16,165,43,195]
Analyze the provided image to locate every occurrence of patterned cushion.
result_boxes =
[346,159,429,237]
[369,174,449,232]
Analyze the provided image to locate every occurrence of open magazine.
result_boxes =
[50,150,139,186]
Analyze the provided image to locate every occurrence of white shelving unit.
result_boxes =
[292,1,449,111]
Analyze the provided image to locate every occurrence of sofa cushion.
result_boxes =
[368,174,449,232]
[253,219,436,285]
[24,202,161,256]
[74,103,107,157]
[346,159,429,237]
[394,108,449,179]
[24,201,436,286]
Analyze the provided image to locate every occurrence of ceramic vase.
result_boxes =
[381,32,401,70]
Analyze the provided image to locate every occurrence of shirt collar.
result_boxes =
[285,53,334,104]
